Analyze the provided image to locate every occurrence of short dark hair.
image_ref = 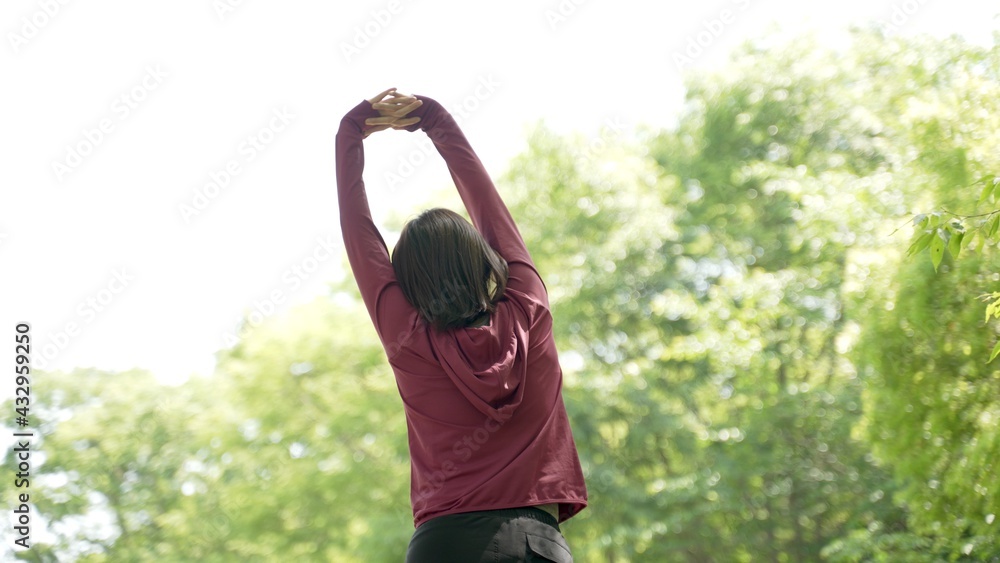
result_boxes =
[391,208,508,330]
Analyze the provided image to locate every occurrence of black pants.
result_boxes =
[405,506,574,562]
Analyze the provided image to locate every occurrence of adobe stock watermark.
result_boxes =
[880,0,930,34]
[34,268,135,370]
[672,0,751,72]
[203,453,296,537]
[220,235,338,347]
[577,116,628,164]
[51,64,168,183]
[7,0,72,54]
[413,411,511,503]
[212,0,248,21]
[178,106,295,223]
[581,454,625,494]
[382,75,500,191]
[544,0,589,31]
[340,0,406,64]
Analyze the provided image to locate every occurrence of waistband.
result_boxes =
[421,505,560,530]
[496,506,560,528]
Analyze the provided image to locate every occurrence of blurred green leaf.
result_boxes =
[989,341,1000,363]
[947,229,963,259]
[930,230,946,271]
[907,230,934,257]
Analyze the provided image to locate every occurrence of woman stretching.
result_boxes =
[336,88,588,562]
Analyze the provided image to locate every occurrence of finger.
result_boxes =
[363,123,392,138]
[377,92,417,104]
[366,87,397,105]
[372,101,409,112]
[397,98,422,116]
[373,95,418,109]
[390,94,419,106]
[375,99,422,118]
[365,116,401,126]
[390,117,420,128]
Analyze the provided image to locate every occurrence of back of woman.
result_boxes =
[336,88,588,562]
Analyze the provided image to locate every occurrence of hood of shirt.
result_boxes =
[429,299,528,423]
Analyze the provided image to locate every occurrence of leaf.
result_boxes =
[971,174,996,186]
[948,230,964,259]
[912,213,928,227]
[989,214,1000,239]
[906,230,934,257]
[984,294,1000,322]
[929,230,946,272]
[964,230,977,252]
[980,180,994,205]
[989,341,1000,364]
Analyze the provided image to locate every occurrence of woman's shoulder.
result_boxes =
[504,261,550,309]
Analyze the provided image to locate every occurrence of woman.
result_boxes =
[336,88,588,562]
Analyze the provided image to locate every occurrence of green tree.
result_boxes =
[499,31,905,555]
[2,368,218,561]
[3,296,413,562]
[850,30,1000,561]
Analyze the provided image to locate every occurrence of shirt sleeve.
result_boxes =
[404,96,535,269]
[335,99,416,341]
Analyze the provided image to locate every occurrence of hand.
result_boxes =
[364,87,422,137]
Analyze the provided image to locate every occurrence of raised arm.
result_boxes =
[402,95,535,267]
[334,89,419,326]
[337,88,545,334]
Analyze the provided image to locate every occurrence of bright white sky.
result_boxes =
[1,0,997,386]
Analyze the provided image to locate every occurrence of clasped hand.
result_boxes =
[364,87,422,138]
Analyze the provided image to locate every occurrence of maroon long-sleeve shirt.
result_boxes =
[335,95,588,528]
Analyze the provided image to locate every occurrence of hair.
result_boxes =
[391,208,509,331]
